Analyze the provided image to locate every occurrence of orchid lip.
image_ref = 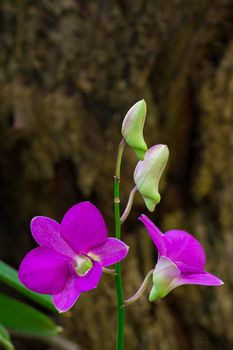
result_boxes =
[150,256,181,300]
[74,255,93,276]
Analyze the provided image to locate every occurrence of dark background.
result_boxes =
[0,1,232,349]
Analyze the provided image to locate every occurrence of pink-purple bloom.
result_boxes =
[139,215,223,301]
[19,202,129,312]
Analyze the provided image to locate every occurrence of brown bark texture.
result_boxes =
[0,1,232,349]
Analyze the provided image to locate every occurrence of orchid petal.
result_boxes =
[52,276,81,313]
[18,247,70,294]
[31,216,76,258]
[164,230,206,272]
[139,215,166,255]
[61,202,107,254]
[75,261,102,292]
[88,238,129,267]
[178,272,223,287]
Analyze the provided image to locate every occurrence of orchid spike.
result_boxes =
[18,202,129,312]
[134,144,169,212]
[139,215,223,301]
[121,99,148,160]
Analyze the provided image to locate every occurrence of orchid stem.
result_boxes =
[115,139,126,180]
[114,138,126,350]
[124,269,154,307]
[120,186,137,224]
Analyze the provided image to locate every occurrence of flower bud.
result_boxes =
[134,144,169,212]
[149,256,180,301]
[121,100,148,160]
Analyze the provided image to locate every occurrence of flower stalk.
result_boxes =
[103,267,116,275]
[114,139,126,350]
[115,139,126,180]
[120,186,137,225]
[124,269,153,306]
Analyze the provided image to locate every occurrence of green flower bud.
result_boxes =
[121,100,148,160]
[134,144,169,212]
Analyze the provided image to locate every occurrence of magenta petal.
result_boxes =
[139,215,166,255]
[178,272,224,286]
[164,230,206,272]
[88,238,129,267]
[75,261,102,292]
[18,247,70,294]
[52,276,81,313]
[61,202,107,254]
[31,216,76,258]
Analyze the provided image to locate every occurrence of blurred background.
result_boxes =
[0,0,232,349]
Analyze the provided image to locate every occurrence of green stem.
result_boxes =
[115,139,126,180]
[114,138,125,350]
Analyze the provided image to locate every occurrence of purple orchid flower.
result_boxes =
[19,202,129,312]
[139,215,223,301]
